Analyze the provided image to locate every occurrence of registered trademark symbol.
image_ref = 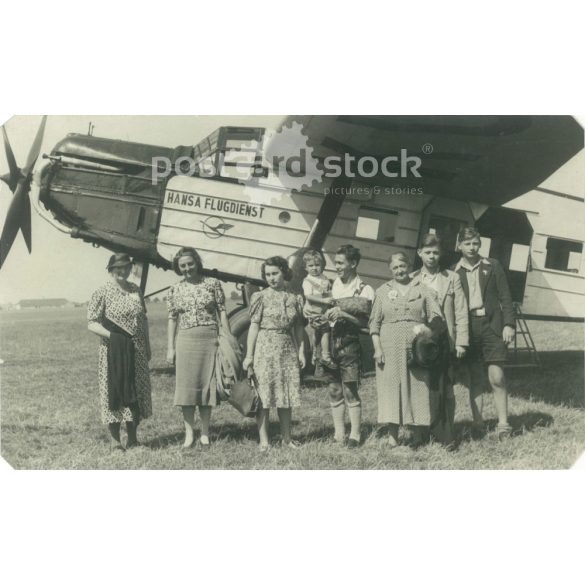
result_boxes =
[422,143,433,154]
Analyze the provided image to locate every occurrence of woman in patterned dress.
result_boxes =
[369,252,443,447]
[166,247,230,449]
[87,253,152,450]
[242,256,306,451]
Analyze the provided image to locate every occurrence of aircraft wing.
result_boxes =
[282,115,584,205]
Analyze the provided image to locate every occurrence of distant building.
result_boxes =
[16,298,73,310]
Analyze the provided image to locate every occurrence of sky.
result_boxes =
[0,115,283,304]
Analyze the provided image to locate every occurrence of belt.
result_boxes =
[470,308,486,317]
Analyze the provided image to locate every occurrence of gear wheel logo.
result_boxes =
[236,121,323,206]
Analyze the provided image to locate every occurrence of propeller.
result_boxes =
[0,116,47,268]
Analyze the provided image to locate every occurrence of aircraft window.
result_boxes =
[509,243,530,272]
[356,207,397,242]
[136,207,145,232]
[545,237,583,273]
[356,217,380,239]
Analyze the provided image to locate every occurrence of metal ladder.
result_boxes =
[508,303,541,368]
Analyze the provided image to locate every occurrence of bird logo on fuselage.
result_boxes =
[201,216,234,238]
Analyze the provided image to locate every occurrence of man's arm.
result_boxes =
[452,273,469,347]
[492,259,515,329]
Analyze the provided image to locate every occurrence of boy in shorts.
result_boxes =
[301,249,336,369]
[454,227,515,439]
[323,245,375,448]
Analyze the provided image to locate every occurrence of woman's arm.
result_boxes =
[166,316,178,364]
[369,296,384,366]
[371,333,385,367]
[144,316,152,361]
[293,319,306,370]
[242,323,260,372]
[88,322,111,340]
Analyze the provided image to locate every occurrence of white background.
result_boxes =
[1,1,584,584]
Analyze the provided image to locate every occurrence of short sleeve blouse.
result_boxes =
[249,288,304,331]
[166,277,226,329]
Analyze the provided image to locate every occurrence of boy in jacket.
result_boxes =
[454,227,515,439]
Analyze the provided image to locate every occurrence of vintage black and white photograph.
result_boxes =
[1,114,583,469]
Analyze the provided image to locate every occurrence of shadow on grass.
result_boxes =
[506,350,584,408]
[455,411,553,443]
[144,431,184,449]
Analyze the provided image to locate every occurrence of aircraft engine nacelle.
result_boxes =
[37,133,193,267]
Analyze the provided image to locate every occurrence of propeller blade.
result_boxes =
[22,115,47,175]
[0,117,45,267]
[1,125,21,192]
[20,189,32,253]
[0,183,28,268]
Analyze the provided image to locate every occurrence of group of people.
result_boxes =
[88,226,516,452]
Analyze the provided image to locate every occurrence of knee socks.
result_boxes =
[330,400,346,442]
[348,402,361,442]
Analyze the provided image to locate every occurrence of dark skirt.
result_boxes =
[175,325,218,406]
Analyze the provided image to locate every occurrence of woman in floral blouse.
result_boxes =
[166,247,231,449]
[242,256,306,451]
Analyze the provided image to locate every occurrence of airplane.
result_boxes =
[1,116,583,359]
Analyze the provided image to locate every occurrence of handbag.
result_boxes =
[227,372,262,418]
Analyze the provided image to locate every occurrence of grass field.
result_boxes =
[1,304,584,469]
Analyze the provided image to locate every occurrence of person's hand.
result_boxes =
[502,326,515,345]
[298,349,306,370]
[413,324,431,336]
[455,345,466,359]
[326,306,342,321]
[166,348,175,365]
[325,297,336,306]
[242,356,254,372]
[374,350,385,368]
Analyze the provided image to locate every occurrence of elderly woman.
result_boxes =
[242,256,306,451]
[87,253,152,450]
[166,247,231,449]
[369,252,443,447]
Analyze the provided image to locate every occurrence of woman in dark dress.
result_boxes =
[87,253,152,450]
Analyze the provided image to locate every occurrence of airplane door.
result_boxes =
[425,214,468,270]
[476,207,533,303]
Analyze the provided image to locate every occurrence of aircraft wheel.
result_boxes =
[228,307,251,354]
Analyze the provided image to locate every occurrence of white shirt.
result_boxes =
[420,268,440,294]
[331,275,375,301]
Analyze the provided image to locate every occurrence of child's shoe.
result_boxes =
[496,423,513,440]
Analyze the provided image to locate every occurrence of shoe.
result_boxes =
[387,435,399,448]
[259,443,271,453]
[182,437,195,450]
[126,440,141,449]
[282,440,301,449]
[199,439,210,451]
[320,357,339,370]
[444,441,458,452]
[496,424,513,440]
[470,421,486,440]
[110,441,125,452]
[347,438,361,449]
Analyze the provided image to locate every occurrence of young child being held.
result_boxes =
[301,249,337,370]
